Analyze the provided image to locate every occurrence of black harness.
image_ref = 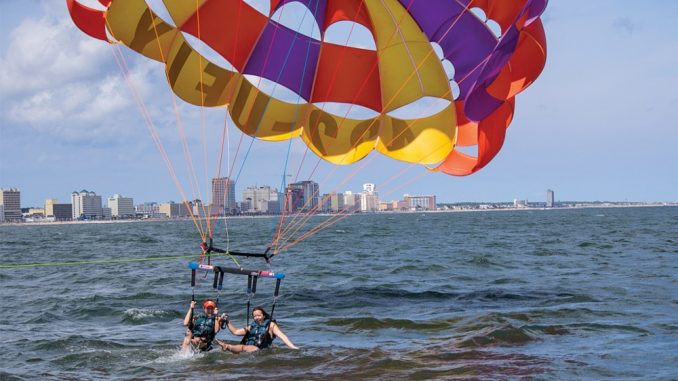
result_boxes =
[189,314,217,351]
[241,319,274,349]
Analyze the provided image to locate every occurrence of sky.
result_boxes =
[1,0,677,207]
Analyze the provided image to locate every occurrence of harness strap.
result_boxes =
[246,274,253,326]
[212,268,219,289]
[274,278,281,297]
[190,269,196,301]
[217,271,225,290]
[270,278,282,320]
[216,269,225,304]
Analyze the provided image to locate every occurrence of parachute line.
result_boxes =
[105,39,206,240]
[69,0,548,255]
[270,0,471,252]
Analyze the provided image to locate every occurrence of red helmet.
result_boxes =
[203,300,216,309]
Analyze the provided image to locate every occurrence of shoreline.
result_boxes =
[1,203,675,227]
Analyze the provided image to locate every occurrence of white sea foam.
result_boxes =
[152,348,204,364]
[123,308,170,321]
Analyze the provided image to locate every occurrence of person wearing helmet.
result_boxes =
[215,306,298,353]
[181,299,223,352]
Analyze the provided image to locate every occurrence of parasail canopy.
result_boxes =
[67,0,548,176]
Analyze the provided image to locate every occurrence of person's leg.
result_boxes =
[181,329,193,351]
[215,340,259,354]
[241,345,260,353]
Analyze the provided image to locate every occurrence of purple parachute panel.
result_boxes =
[243,21,321,101]
[273,0,328,33]
[399,0,498,100]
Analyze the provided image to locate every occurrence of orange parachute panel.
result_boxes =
[66,0,549,172]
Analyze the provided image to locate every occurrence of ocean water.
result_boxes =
[0,206,676,380]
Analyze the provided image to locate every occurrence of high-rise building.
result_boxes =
[28,208,45,216]
[513,198,528,208]
[361,183,379,212]
[546,189,555,208]
[404,194,437,211]
[343,191,360,212]
[45,198,58,217]
[108,194,135,218]
[135,202,163,218]
[212,177,236,215]
[53,204,73,221]
[396,199,409,210]
[0,205,4,223]
[0,188,21,222]
[71,190,103,220]
[320,193,332,212]
[329,192,344,213]
[134,202,160,218]
[159,202,190,218]
[285,181,319,213]
[189,199,209,218]
[242,186,280,214]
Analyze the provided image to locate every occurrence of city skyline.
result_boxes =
[3,180,438,209]
[2,1,678,207]
[4,183,673,223]
[7,179,660,215]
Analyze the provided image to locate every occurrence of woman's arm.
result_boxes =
[271,323,299,349]
[183,301,196,327]
[214,309,221,334]
[227,321,247,336]
[221,314,247,336]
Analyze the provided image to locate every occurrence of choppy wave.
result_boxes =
[122,308,181,324]
[323,316,454,331]
[1,206,677,379]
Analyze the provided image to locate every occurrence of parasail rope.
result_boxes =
[271,154,379,253]
[232,3,317,187]
[146,5,211,238]
[106,39,206,241]
[272,1,488,251]
[270,1,370,247]
[268,0,327,247]
[208,108,234,247]
[270,0,420,244]
[0,251,240,270]
[0,254,203,269]
[115,7,213,240]
[272,1,420,249]
[279,163,433,253]
[194,0,214,236]
[109,1,494,256]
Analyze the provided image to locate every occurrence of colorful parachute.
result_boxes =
[67,0,547,176]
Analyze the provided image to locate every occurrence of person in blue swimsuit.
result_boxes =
[216,306,298,353]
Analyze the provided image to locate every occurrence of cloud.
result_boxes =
[612,17,638,34]
[0,7,177,144]
[9,75,124,123]
[0,16,109,99]
[3,57,163,143]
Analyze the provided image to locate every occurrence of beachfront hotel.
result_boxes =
[0,188,21,222]
[547,189,555,208]
[242,185,281,214]
[71,190,103,220]
[285,181,319,213]
[108,194,135,219]
[212,177,236,216]
[404,194,437,211]
[361,183,379,212]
